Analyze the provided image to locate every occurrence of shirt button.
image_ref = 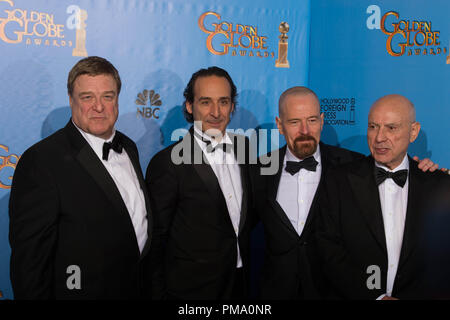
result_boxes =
[300,199,304,204]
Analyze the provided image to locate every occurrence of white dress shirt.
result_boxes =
[193,126,243,268]
[75,123,148,254]
[376,154,409,298]
[276,145,322,236]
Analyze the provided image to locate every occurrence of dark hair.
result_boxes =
[182,66,237,123]
[67,56,121,96]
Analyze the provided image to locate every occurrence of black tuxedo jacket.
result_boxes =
[316,155,450,299]
[9,120,153,299]
[145,127,254,300]
[253,142,364,299]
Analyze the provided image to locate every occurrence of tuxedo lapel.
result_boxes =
[228,133,249,233]
[186,130,234,232]
[397,158,424,272]
[119,132,153,258]
[267,146,298,236]
[302,143,331,238]
[64,121,140,255]
[348,157,387,254]
[189,134,224,208]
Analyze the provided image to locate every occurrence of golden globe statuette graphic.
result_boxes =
[275,22,290,68]
[72,9,88,57]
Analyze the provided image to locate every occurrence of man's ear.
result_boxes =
[276,116,284,135]
[410,121,421,143]
[320,112,324,130]
[186,101,193,114]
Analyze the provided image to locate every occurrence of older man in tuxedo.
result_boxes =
[316,94,450,299]
[9,56,152,299]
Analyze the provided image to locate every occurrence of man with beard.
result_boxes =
[253,87,438,299]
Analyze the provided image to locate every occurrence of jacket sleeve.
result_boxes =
[145,149,178,300]
[315,168,385,299]
[9,148,59,299]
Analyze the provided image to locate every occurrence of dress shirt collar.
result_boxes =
[72,119,117,160]
[193,125,233,153]
[374,153,409,173]
[284,143,322,166]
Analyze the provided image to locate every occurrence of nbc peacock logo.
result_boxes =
[135,89,162,119]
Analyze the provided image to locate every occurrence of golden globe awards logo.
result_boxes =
[198,11,275,59]
[381,11,445,57]
[0,144,20,189]
[366,5,448,58]
[0,0,87,56]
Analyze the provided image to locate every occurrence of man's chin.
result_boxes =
[88,126,113,139]
[293,142,317,159]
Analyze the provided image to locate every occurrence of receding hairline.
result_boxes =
[370,94,416,122]
[278,86,320,117]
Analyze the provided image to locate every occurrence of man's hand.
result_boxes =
[413,156,439,172]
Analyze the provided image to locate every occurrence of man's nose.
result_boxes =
[92,97,104,112]
[210,102,220,118]
[298,121,309,135]
[375,127,387,142]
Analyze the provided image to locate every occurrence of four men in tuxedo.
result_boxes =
[145,67,254,299]
[9,56,152,299]
[316,94,450,299]
[8,57,448,300]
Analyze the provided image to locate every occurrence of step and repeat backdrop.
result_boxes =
[309,0,449,164]
[0,0,309,299]
[0,0,448,299]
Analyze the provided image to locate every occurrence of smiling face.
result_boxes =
[276,93,324,159]
[69,74,119,140]
[185,75,234,137]
[367,95,420,170]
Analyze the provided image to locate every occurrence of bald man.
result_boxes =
[316,94,450,299]
[254,87,365,299]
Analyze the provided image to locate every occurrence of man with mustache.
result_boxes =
[253,87,439,299]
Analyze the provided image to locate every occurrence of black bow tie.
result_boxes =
[374,167,408,188]
[102,134,123,161]
[193,131,232,153]
[285,156,318,175]
[205,141,233,153]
